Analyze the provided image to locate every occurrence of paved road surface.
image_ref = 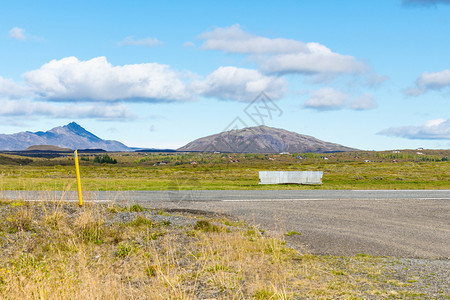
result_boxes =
[2,190,449,258]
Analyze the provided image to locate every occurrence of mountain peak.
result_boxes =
[64,122,91,135]
[65,122,83,130]
[54,122,101,141]
[0,123,130,151]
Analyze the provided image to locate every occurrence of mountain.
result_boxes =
[25,145,73,152]
[0,122,130,151]
[178,125,357,153]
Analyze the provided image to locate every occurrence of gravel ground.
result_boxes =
[116,204,450,299]
[386,258,449,299]
[159,206,450,299]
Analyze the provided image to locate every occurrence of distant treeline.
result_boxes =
[376,153,447,162]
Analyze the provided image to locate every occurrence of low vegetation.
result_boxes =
[0,200,441,299]
[93,154,117,164]
[0,150,448,190]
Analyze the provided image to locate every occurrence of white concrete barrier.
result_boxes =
[259,171,323,185]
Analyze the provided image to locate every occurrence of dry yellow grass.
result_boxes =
[0,200,436,299]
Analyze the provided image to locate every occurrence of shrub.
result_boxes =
[93,154,117,164]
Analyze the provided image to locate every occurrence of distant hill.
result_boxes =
[25,145,73,152]
[178,125,357,153]
[0,122,130,151]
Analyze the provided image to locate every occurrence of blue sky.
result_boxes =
[1,0,449,150]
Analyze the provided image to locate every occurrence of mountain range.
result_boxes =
[178,125,357,153]
[0,122,130,151]
[0,123,356,153]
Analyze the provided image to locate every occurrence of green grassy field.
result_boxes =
[0,150,449,191]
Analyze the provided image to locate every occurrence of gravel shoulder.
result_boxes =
[151,199,450,299]
[169,207,450,299]
[151,197,450,259]
[127,205,450,298]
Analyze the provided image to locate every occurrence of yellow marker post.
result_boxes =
[74,150,83,206]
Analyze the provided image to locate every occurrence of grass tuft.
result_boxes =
[253,289,275,299]
[286,231,302,236]
[74,209,104,244]
[194,220,220,232]
[6,207,34,233]
[128,215,153,227]
[116,242,137,258]
[128,204,145,212]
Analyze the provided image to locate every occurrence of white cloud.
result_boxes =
[118,36,162,47]
[0,76,31,99]
[0,99,134,120]
[406,69,450,96]
[304,88,349,111]
[24,56,191,102]
[304,88,376,111]
[200,24,368,76]
[350,93,377,110]
[257,46,366,75]
[9,27,26,41]
[183,41,196,48]
[200,24,308,54]
[193,66,287,102]
[379,118,450,140]
[366,73,389,86]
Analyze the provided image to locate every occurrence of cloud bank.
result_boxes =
[200,24,308,54]
[406,69,450,96]
[200,24,368,76]
[379,118,450,140]
[194,66,287,102]
[3,56,287,104]
[304,88,348,111]
[0,99,133,120]
[350,94,378,110]
[0,76,31,99]
[118,36,162,47]
[304,88,377,111]
[402,0,450,6]
[0,56,288,122]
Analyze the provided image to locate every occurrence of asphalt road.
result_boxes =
[2,190,449,258]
